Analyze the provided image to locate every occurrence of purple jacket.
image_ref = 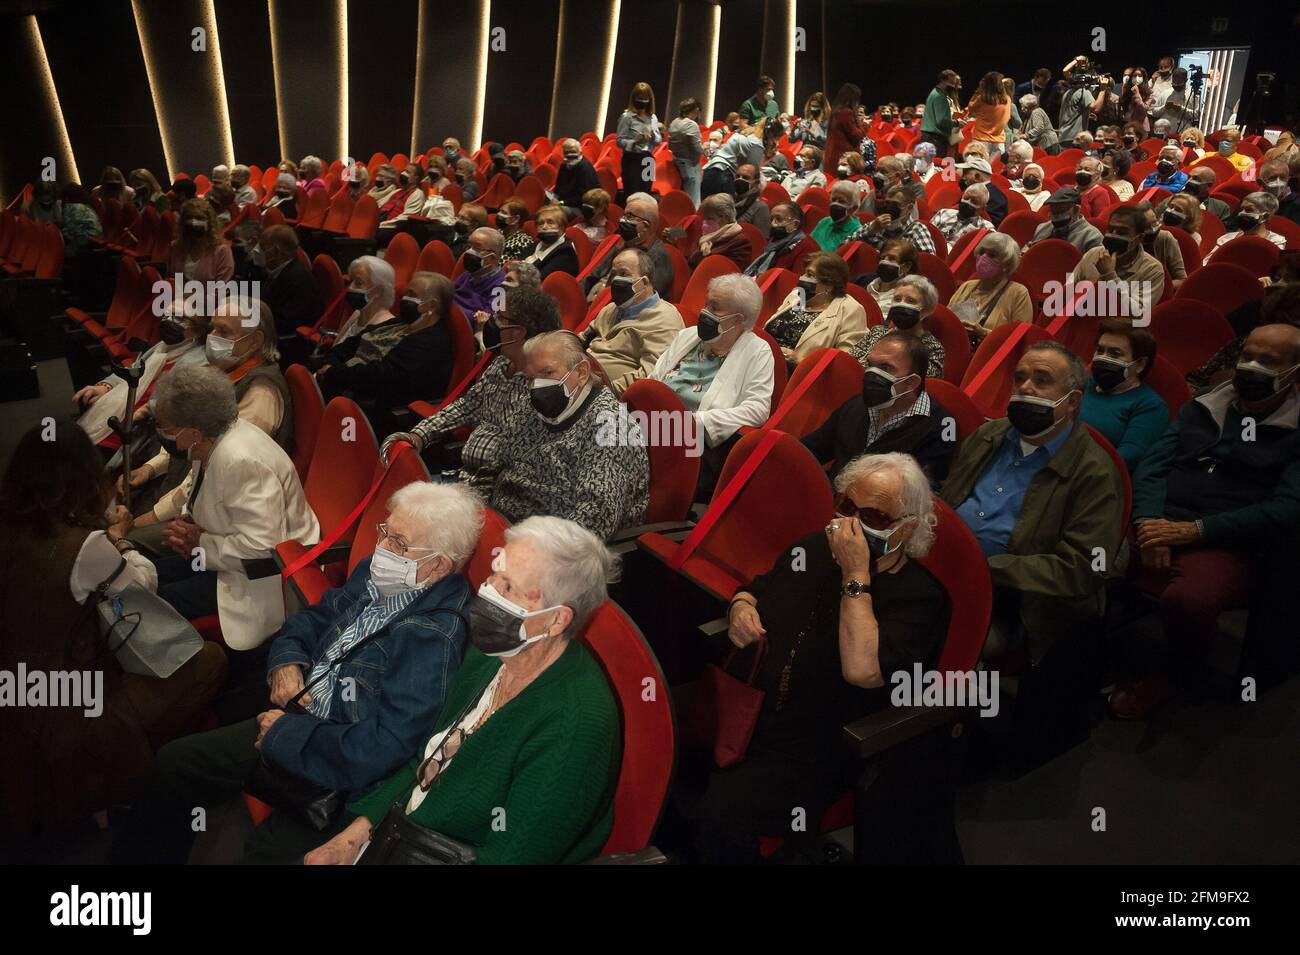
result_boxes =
[453,267,506,317]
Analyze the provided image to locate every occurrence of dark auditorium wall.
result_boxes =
[268,0,346,164]
[602,0,677,138]
[411,0,488,155]
[481,0,560,149]
[549,0,620,140]
[214,0,279,170]
[348,0,418,161]
[0,15,72,199]
[713,0,765,123]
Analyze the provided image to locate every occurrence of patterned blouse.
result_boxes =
[765,306,817,350]
[662,344,724,411]
[503,229,536,262]
[850,324,946,379]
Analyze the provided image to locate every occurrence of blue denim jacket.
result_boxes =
[258,558,470,796]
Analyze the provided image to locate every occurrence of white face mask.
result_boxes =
[204,333,249,366]
[369,544,440,596]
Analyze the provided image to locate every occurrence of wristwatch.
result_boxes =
[841,578,870,598]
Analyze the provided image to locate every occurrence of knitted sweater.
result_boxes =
[348,641,620,864]
[489,386,649,540]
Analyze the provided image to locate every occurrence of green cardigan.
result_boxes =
[348,640,620,865]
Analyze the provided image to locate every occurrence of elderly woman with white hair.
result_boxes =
[1012,161,1050,211]
[265,172,299,218]
[299,155,327,195]
[948,231,1034,347]
[687,193,753,270]
[669,451,950,863]
[651,273,775,496]
[1002,140,1034,183]
[1018,93,1059,154]
[850,274,947,378]
[304,515,622,865]
[111,480,484,865]
[1203,191,1287,264]
[324,255,400,364]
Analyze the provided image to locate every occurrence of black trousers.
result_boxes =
[110,718,347,865]
[700,165,735,200]
[918,131,950,159]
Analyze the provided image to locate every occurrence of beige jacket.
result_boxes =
[582,296,685,395]
[771,289,868,362]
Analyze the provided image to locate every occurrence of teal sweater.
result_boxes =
[1079,378,1169,470]
[811,214,860,252]
[348,641,620,864]
[921,86,954,137]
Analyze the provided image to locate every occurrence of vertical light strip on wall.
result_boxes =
[471,0,491,150]
[131,0,175,179]
[26,15,78,183]
[546,0,567,140]
[594,0,623,138]
[705,3,721,126]
[268,0,288,161]
[203,0,235,166]
[412,0,427,155]
[337,0,349,161]
[784,0,796,114]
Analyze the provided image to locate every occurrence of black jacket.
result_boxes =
[801,390,955,486]
[320,320,454,408]
[554,158,600,208]
[262,259,324,337]
[534,240,581,280]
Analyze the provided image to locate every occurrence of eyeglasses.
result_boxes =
[375,522,439,558]
[833,496,900,532]
[417,727,465,791]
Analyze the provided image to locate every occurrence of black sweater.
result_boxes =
[320,321,454,408]
[554,158,600,208]
[801,391,955,486]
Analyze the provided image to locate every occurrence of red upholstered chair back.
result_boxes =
[1014,238,1082,303]
[923,378,985,451]
[1148,298,1235,375]
[844,284,883,327]
[299,187,330,228]
[960,321,1055,417]
[1084,425,1132,531]
[769,347,865,438]
[107,255,146,329]
[757,268,798,323]
[304,397,380,544]
[996,209,1045,248]
[1165,226,1202,276]
[753,327,788,412]
[675,253,738,324]
[542,270,589,330]
[916,251,956,304]
[839,240,880,277]
[576,601,675,856]
[345,196,380,239]
[919,497,992,673]
[658,189,695,229]
[442,305,478,397]
[415,239,454,277]
[384,232,420,294]
[513,175,547,215]
[321,192,354,232]
[621,379,701,524]
[926,304,972,383]
[565,225,595,267]
[1145,355,1191,420]
[284,364,326,483]
[1206,235,1281,277]
[345,449,434,576]
[465,509,510,590]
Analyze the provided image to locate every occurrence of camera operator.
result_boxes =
[1058,56,1098,143]
[1152,67,1201,135]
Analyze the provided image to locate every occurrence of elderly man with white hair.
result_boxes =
[1203,191,1287,263]
[112,480,483,865]
[1002,140,1034,182]
[554,137,599,215]
[581,247,684,395]
[230,164,258,207]
[810,179,866,251]
[1140,144,1190,194]
[490,330,648,540]
[305,515,622,865]
[652,273,774,496]
[452,225,507,321]
[584,192,673,301]
[930,181,989,245]
[670,452,950,864]
[209,164,231,195]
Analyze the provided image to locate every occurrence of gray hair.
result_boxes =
[505,259,542,287]
[154,363,239,438]
[830,180,860,205]
[523,329,588,371]
[700,192,737,223]
[1243,191,1280,216]
[275,172,296,191]
[560,138,581,153]
[351,255,396,308]
[1019,93,1038,110]
[707,273,762,329]
[230,164,249,185]
[1024,341,1089,394]
[471,226,505,256]
[895,274,938,313]
[299,155,323,178]
[977,230,1022,271]
[624,192,660,227]
[613,246,655,283]
[833,453,938,559]
[375,163,397,182]
[506,149,527,161]
[211,164,230,180]
[504,515,620,634]
[963,182,989,205]
[386,481,485,572]
[211,293,278,362]
[1007,140,1034,162]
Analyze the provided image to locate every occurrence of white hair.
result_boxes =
[833,453,938,558]
[211,164,230,179]
[523,329,587,370]
[351,255,396,308]
[963,182,990,204]
[299,155,323,177]
[976,231,1022,272]
[625,192,660,227]
[471,226,505,256]
[896,274,938,313]
[561,138,581,152]
[708,273,762,329]
[1244,191,1280,216]
[505,515,620,634]
[1019,93,1038,110]
[1008,140,1033,162]
[387,481,485,572]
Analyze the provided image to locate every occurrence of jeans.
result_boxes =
[675,159,701,206]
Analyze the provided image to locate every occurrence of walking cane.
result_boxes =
[106,361,144,514]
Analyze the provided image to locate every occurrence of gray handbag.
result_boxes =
[89,556,205,678]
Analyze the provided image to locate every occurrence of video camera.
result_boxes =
[1069,57,1111,88]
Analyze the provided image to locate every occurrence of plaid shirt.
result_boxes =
[857,136,878,173]
[851,215,936,255]
[866,390,932,447]
[930,208,983,247]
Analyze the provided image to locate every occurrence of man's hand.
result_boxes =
[163,516,203,556]
[115,464,154,499]
[870,213,891,234]
[269,664,309,708]
[1095,249,1116,278]
[106,505,134,543]
[1136,519,1200,549]
[473,309,492,329]
[1140,544,1172,571]
[73,383,111,408]
[254,708,287,749]
[728,599,766,648]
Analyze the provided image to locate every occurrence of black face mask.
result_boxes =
[1022,176,1041,191]
[887,303,921,329]
[1006,394,1062,438]
[957,200,978,220]
[1237,213,1260,233]
[861,368,909,409]
[1102,234,1131,255]
[876,261,900,283]
[610,275,639,306]
[617,217,640,241]
[463,250,485,272]
[1092,356,1131,392]
[1051,213,1073,231]
[1162,210,1186,227]
[734,178,752,196]
[1232,364,1287,403]
[537,229,561,244]
[482,316,503,350]
[345,288,369,310]
[768,223,790,241]
[797,278,819,303]
[399,297,422,323]
[468,592,540,657]
[1157,160,1176,177]
[696,308,733,342]
[159,433,181,457]
[530,373,575,418]
[1075,171,1093,188]
[828,202,850,223]
[159,317,187,346]
[1183,181,1205,199]
[581,204,596,220]
[879,201,902,220]
[633,99,651,111]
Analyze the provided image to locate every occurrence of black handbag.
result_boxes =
[356,805,478,865]
[244,607,469,832]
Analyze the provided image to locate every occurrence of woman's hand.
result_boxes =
[727,598,766,648]
[780,346,797,363]
[106,505,134,542]
[115,463,154,499]
[827,517,873,582]
[132,404,152,424]
[269,664,309,708]
[304,817,372,865]
[473,310,491,329]
[253,709,286,748]
[73,382,111,408]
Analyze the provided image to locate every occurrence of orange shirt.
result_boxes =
[969,98,1012,143]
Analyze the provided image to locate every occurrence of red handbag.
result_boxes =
[676,637,768,768]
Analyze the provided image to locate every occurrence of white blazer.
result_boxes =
[651,327,774,447]
[180,419,320,650]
